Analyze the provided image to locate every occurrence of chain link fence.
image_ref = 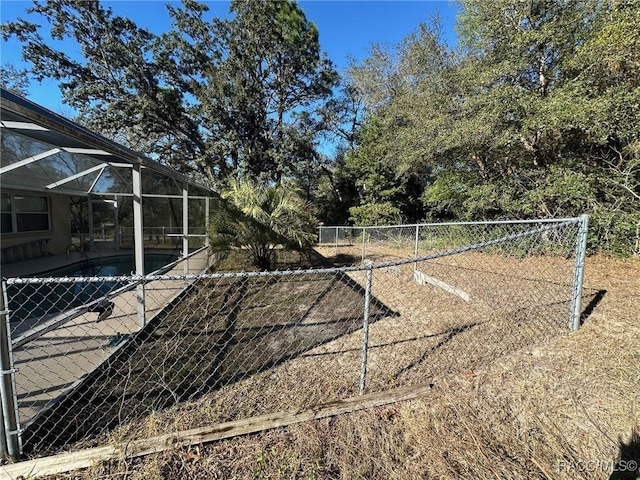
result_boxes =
[0,217,588,460]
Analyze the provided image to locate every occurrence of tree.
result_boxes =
[318,82,364,152]
[2,0,209,176]
[304,82,364,226]
[209,178,316,271]
[0,64,30,96]
[224,0,338,182]
[312,148,359,226]
[2,0,338,186]
[450,0,639,250]
[345,0,639,252]
[343,21,448,225]
[548,0,640,253]
[345,116,404,225]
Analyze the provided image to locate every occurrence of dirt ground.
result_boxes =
[16,252,640,479]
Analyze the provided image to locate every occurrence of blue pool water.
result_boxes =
[8,253,179,327]
[38,253,179,278]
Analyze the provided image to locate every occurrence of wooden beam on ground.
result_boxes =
[0,383,432,479]
[413,270,471,302]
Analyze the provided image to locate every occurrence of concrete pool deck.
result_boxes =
[6,248,215,428]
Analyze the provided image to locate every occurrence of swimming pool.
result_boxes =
[37,253,179,278]
[8,253,179,328]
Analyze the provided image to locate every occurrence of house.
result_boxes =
[0,87,216,276]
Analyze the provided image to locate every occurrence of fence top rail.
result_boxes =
[320,216,582,231]
[6,220,577,285]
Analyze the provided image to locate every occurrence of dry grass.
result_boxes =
[34,253,640,479]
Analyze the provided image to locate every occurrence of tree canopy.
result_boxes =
[342,0,639,254]
[2,0,338,186]
[3,0,639,254]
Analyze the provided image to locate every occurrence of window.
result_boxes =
[0,193,50,234]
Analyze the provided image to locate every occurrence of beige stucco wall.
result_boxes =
[1,191,70,256]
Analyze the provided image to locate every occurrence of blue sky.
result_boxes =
[1,0,460,112]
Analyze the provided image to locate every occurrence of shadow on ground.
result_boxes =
[609,427,640,480]
[21,250,392,454]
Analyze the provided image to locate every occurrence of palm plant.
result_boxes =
[209,178,317,270]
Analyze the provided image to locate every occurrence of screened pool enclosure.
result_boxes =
[0,87,217,274]
[0,88,221,459]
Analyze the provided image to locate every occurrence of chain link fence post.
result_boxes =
[0,281,6,460]
[183,185,189,275]
[205,197,210,248]
[136,280,146,329]
[132,164,146,328]
[359,260,374,394]
[0,280,20,460]
[0,399,6,459]
[414,224,420,272]
[570,214,589,330]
